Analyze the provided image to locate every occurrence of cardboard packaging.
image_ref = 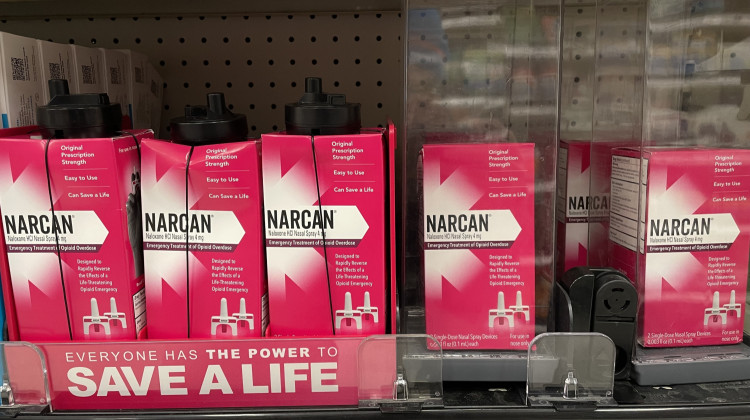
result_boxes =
[100,48,132,129]
[0,129,151,340]
[556,140,594,277]
[70,45,104,95]
[119,49,150,130]
[587,141,628,268]
[610,147,750,347]
[0,80,150,341]
[38,40,77,103]
[421,143,536,350]
[555,140,622,278]
[0,32,43,128]
[141,93,267,339]
[146,62,164,136]
[262,78,387,336]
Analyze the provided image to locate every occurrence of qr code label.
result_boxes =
[110,66,122,85]
[11,57,28,81]
[81,65,95,84]
[134,66,143,83]
[48,62,63,79]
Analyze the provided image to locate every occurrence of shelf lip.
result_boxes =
[0,0,403,18]
[9,404,750,419]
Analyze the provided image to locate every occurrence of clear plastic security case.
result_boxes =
[563,0,750,385]
[404,0,561,380]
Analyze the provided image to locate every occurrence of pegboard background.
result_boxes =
[560,1,645,141]
[0,12,404,138]
[559,4,595,140]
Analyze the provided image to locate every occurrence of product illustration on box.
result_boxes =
[704,291,727,326]
[233,297,254,330]
[82,298,111,336]
[210,297,238,336]
[334,292,380,332]
[81,297,128,336]
[488,291,530,330]
[208,297,255,337]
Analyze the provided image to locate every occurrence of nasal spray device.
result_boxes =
[0,79,150,340]
[140,93,267,339]
[262,77,387,336]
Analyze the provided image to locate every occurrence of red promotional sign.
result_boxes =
[14,338,363,411]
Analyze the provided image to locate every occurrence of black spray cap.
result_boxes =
[37,79,122,139]
[169,93,248,145]
[285,77,361,135]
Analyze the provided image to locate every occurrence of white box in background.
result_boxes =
[100,48,132,129]
[120,49,150,130]
[146,62,163,136]
[70,44,104,94]
[37,40,76,103]
[0,32,43,128]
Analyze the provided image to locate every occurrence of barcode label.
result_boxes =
[11,57,28,81]
[134,66,143,83]
[48,62,63,79]
[110,66,122,85]
[81,64,95,84]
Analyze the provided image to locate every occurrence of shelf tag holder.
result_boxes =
[0,342,50,415]
[526,332,616,409]
[358,334,443,413]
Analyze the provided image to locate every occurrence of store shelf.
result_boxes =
[8,380,750,419]
[1,0,750,417]
[0,0,402,18]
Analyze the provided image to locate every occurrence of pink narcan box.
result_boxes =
[140,139,267,339]
[262,129,387,336]
[610,147,750,347]
[555,140,626,278]
[420,143,535,350]
[0,128,152,341]
[556,140,594,277]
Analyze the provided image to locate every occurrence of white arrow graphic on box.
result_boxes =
[61,211,109,244]
[189,210,246,245]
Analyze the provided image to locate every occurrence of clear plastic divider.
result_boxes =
[0,342,50,414]
[526,332,615,407]
[358,334,443,412]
